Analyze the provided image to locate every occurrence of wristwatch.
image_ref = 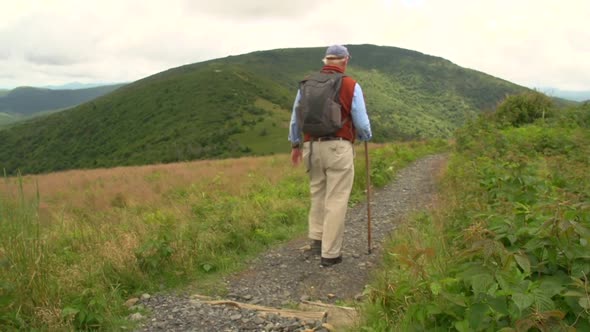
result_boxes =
[291,142,301,149]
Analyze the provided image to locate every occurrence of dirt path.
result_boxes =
[136,154,447,331]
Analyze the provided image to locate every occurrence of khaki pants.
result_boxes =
[303,140,354,259]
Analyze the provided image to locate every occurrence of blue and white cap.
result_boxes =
[325,45,350,59]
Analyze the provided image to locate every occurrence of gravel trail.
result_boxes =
[136,154,447,331]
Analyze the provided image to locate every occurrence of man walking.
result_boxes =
[289,45,372,267]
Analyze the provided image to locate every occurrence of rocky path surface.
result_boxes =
[135,154,447,331]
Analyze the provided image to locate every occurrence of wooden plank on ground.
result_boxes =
[300,300,359,329]
[191,294,357,327]
[200,299,327,321]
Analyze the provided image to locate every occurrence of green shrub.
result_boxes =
[135,211,176,273]
[494,92,553,127]
[359,103,590,331]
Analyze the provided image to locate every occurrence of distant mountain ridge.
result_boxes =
[558,90,590,102]
[42,82,126,90]
[539,88,590,102]
[0,84,126,116]
[0,44,529,175]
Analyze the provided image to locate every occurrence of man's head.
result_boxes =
[323,45,350,69]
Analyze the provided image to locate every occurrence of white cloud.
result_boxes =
[180,0,323,19]
[0,0,588,90]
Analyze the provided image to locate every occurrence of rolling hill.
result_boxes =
[0,84,125,116]
[0,44,528,175]
[0,112,15,126]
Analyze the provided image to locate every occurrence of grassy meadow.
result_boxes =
[0,140,447,330]
[358,95,590,331]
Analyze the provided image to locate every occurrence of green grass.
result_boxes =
[357,101,590,331]
[0,140,449,330]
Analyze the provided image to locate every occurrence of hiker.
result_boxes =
[288,45,372,267]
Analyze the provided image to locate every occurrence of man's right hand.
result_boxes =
[291,148,302,166]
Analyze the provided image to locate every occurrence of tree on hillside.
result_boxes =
[494,91,553,127]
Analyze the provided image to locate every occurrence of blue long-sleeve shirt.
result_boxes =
[288,83,372,144]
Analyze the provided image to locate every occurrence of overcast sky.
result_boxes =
[1,0,589,91]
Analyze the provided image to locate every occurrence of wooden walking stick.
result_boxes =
[364,141,372,254]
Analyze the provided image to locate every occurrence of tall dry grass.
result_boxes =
[1,154,306,330]
[3,156,286,211]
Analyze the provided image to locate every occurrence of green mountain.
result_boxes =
[548,94,580,108]
[0,84,125,116]
[0,44,528,175]
[0,112,15,126]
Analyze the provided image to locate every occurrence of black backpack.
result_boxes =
[295,72,346,137]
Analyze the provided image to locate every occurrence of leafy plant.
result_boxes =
[135,211,176,273]
[359,102,590,331]
[493,91,553,127]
